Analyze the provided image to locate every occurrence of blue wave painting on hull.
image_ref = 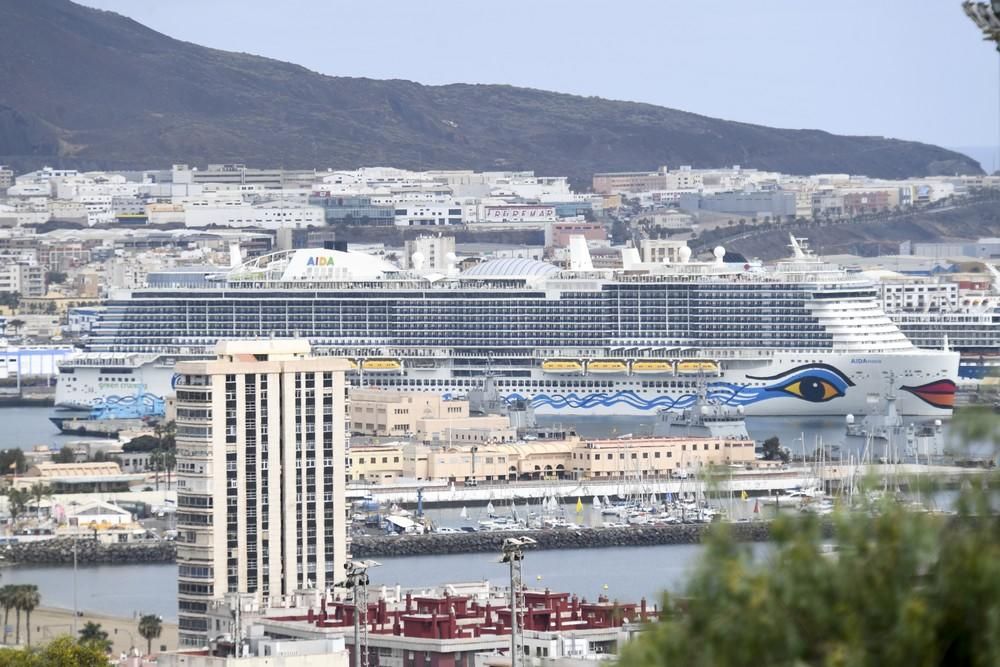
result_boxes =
[505,363,856,411]
[90,391,166,419]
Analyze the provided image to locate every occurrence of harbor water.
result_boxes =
[0,405,989,623]
[0,542,773,624]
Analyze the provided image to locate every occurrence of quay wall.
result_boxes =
[350,522,774,558]
[0,525,774,564]
[1,537,176,564]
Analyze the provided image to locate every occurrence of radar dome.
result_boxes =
[678,246,692,263]
[845,413,855,425]
[713,246,726,262]
[411,251,425,270]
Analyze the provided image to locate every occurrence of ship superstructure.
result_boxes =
[56,237,958,416]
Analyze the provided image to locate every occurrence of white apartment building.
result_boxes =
[393,202,465,226]
[184,200,324,229]
[403,235,456,271]
[173,341,352,647]
[878,277,960,312]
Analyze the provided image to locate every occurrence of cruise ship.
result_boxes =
[55,237,959,417]
[879,265,1000,380]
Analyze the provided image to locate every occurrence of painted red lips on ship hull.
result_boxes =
[901,379,957,409]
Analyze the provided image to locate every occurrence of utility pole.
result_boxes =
[500,537,536,667]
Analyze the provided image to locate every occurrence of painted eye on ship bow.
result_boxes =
[775,376,844,403]
[747,363,855,404]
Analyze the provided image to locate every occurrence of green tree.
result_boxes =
[138,613,162,656]
[77,621,111,653]
[0,635,108,666]
[0,449,26,475]
[761,436,789,463]
[53,446,76,464]
[0,292,20,310]
[618,418,1000,667]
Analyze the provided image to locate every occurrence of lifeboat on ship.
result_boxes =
[361,358,403,371]
[587,359,629,374]
[630,360,674,374]
[676,359,720,375]
[542,359,584,374]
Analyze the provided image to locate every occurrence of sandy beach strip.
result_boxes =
[0,605,178,656]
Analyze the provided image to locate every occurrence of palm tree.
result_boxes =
[163,450,176,490]
[17,585,39,647]
[28,482,51,519]
[6,488,28,522]
[78,620,111,652]
[11,585,22,645]
[6,319,25,337]
[138,613,162,656]
[149,449,163,491]
[0,585,15,644]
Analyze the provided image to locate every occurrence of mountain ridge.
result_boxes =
[0,0,982,181]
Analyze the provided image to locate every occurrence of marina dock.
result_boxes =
[346,463,992,507]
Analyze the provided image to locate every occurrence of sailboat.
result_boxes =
[593,495,602,509]
[486,500,496,516]
[459,506,469,521]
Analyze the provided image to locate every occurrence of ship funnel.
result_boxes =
[788,234,805,259]
[229,243,242,268]
[569,235,594,271]
[986,263,1000,295]
[621,246,641,269]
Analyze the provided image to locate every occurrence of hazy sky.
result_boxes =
[79,0,999,166]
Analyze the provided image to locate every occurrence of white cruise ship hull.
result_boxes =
[56,349,958,418]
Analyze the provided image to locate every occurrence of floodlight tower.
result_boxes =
[500,537,536,667]
[341,559,381,667]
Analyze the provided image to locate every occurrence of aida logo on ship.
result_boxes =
[306,256,336,267]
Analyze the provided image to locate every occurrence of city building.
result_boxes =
[189,583,648,667]
[394,202,465,226]
[173,340,353,647]
[348,433,756,485]
[0,260,45,297]
[310,194,395,226]
[13,461,143,494]
[350,389,500,441]
[592,167,670,194]
[545,221,607,248]
[403,236,457,271]
[678,191,797,220]
[184,200,325,230]
[0,166,14,191]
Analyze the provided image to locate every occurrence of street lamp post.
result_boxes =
[500,537,536,667]
[341,559,381,667]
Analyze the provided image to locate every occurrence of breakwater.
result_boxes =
[0,538,176,565]
[351,522,774,558]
